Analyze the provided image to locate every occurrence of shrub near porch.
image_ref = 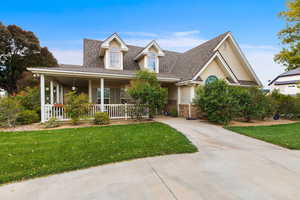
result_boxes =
[0,122,197,184]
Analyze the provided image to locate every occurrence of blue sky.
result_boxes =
[1,0,287,86]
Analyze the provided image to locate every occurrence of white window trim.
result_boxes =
[104,48,123,70]
[145,52,159,73]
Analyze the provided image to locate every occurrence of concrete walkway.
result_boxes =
[1,118,300,200]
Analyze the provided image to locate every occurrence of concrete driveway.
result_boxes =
[1,118,300,200]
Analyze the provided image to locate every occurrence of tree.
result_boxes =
[0,22,58,94]
[127,70,168,118]
[274,0,300,71]
[64,91,90,125]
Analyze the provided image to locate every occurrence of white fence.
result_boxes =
[43,104,149,121]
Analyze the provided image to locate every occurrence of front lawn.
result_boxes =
[226,123,300,149]
[0,122,197,184]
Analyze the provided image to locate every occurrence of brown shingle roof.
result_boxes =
[170,32,229,80]
[30,32,260,86]
[83,38,181,73]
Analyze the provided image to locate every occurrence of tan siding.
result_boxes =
[218,39,254,81]
[200,60,228,83]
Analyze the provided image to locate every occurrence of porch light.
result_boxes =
[46,87,49,91]
[72,79,76,91]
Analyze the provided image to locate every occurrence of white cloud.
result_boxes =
[242,48,284,87]
[125,30,205,52]
[122,32,159,37]
[173,30,200,37]
[50,49,83,65]
[241,44,278,51]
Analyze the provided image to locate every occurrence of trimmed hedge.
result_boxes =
[94,112,110,125]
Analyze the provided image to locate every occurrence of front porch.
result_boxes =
[39,75,149,122]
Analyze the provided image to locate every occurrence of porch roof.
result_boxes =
[27,65,181,82]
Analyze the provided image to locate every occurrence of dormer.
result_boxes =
[134,40,165,73]
[100,33,128,70]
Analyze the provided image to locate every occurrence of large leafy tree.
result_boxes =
[274,0,300,71]
[128,70,168,118]
[0,22,58,94]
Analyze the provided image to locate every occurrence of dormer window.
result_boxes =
[147,52,156,71]
[99,33,128,70]
[134,40,165,73]
[109,47,121,68]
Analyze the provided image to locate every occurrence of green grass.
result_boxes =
[0,122,197,184]
[226,123,300,150]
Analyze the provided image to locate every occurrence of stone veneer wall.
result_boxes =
[179,104,199,118]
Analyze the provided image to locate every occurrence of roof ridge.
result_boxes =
[183,31,230,54]
[83,38,182,54]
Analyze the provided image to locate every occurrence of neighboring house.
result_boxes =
[269,68,300,96]
[28,32,262,122]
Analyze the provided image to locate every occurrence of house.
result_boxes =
[268,68,300,95]
[28,32,262,122]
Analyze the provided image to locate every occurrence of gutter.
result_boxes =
[27,68,181,82]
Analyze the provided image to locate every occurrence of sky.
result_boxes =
[0,0,288,86]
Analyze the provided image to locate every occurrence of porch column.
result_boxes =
[60,85,64,104]
[88,80,92,103]
[40,74,45,122]
[100,78,104,112]
[190,86,195,103]
[177,86,181,115]
[56,83,60,104]
[50,80,54,104]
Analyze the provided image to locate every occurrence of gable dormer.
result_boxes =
[134,40,165,73]
[100,33,128,70]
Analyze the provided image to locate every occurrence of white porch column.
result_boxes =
[50,80,54,104]
[60,85,64,104]
[56,83,60,104]
[40,74,45,122]
[177,86,181,115]
[100,78,104,112]
[190,86,195,103]
[88,80,92,103]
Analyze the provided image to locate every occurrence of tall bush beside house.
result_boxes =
[127,70,168,119]
[194,80,239,125]
[16,110,39,125]
[64,91,90,125]
[231,87,256,122]
[16,87,40,116]
[0,97,21,127]
[233,87,276,121]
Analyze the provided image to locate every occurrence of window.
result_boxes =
[109,48,121,68]
[97,88,110,104]
[148,52,156,71]
[205,75,218,85]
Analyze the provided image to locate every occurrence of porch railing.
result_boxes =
[43,104,149,122]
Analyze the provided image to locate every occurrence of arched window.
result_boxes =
[109,47,121,68]
[205,75,218,85]
[148,52,156,71]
